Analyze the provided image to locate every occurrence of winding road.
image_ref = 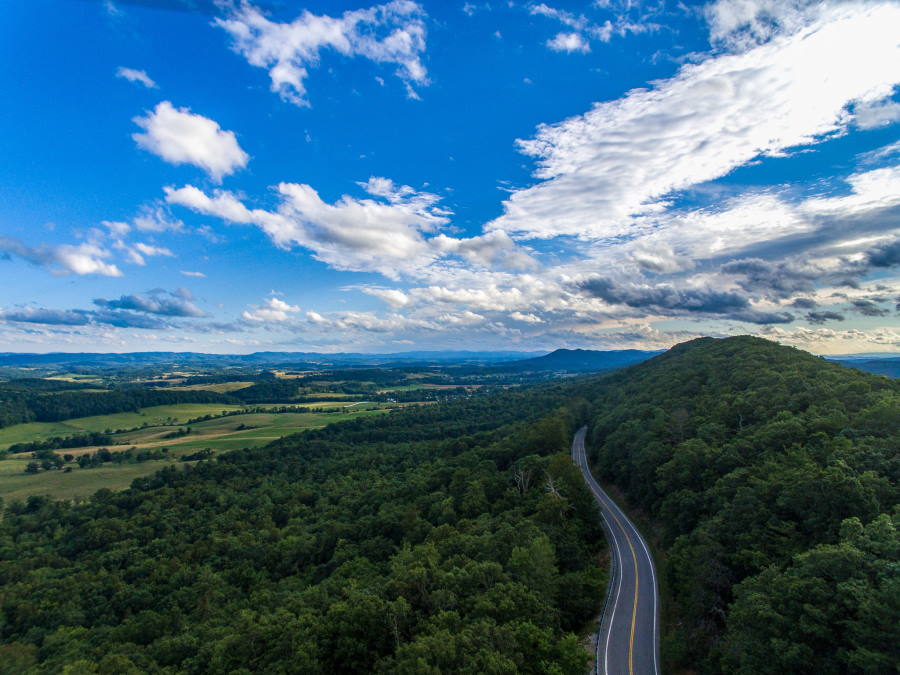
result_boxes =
[572,426,661,675]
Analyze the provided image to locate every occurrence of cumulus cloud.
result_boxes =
[215,1,429,106]
[167,178,449,279]
[361,287,410,308]
[242,296,301,322]
[490,1,900,240]
[133,101,249,181]
[94,288,206,317]
[546,32,591,53]
[116,67,157,88]
[0,236,122,277]
[430,230,537,270]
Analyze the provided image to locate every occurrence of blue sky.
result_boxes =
[1,0,899,354]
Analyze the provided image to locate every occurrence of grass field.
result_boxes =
[0,404,396,502]
[0,456,175,502]
[158,381,255,393]
[0,404,248,449]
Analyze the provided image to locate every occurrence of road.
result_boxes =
[572,426,660,675]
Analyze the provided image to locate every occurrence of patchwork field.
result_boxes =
[0,404,248,449]
[0,403,397,502]
[156,381,255,393]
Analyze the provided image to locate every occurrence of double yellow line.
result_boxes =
[608,506,640,675]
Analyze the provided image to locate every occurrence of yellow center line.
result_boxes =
[609,509,640,675]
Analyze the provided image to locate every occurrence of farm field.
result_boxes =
[0,404,248,449]
[156,381,255,393]
[0,405,396,502]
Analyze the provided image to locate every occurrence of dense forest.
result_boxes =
[1,336,897,673]
[583,336,898,673]
[0,387,605,673]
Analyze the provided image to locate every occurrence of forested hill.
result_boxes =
[581,336,898,673]
[0,385,604,673]
[504,348,658,372]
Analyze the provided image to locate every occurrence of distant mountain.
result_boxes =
[0,350,544,369]
[827,357,900,378]
[503,348,660,372]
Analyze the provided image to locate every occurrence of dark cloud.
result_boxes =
[89,310,170,329]
[867,239,900,268]
[582,277,748,313]
[93,288,206,317]
[791,297,818,309]
[580,277,793,324]
[720,258,819,298]
[1,308,92,326]
[727,310,795,325]
[850,299,889,317]
[806,311,845,324]
[1,307,170,329]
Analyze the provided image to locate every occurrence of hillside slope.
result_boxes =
[581,336,898,674]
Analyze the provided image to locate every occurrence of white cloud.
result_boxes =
[430,230,537,270]
[116,67,157,88]
[490,1,900,240]
[133,101,249,181]
[120,241,174,266]
[546,32,591,53]
[166,178,450,279]
[510,311,544,323]
[102,220,131,237]
[361,287,410,308]
[132,203,185,232]
[215,1,429,106]
[0,236,122,277]
[531,2,653,53]
[705,0,821,50]
[242,296,301,322]
[854,98,900,129]
[181,270,206,278]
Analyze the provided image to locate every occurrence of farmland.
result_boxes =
[0,402,397,501]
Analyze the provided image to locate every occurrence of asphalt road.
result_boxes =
[572,426,660,675]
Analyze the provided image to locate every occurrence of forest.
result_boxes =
[0,385,604,673]
[583,336,898,673]
[0,336,897,673]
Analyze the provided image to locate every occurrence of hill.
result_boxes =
[504,348,659,372]
[579,336,898,673]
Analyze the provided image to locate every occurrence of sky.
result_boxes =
[1,0,899,355]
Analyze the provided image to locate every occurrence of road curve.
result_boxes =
[572,426,661,675]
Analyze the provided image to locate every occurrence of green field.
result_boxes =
[159,381,255,393]
[0,405,396,502]
[0,455,175,502]
[0,404,248,449]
